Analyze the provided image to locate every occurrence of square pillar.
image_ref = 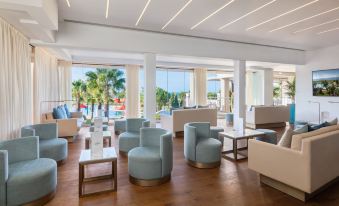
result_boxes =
[144,53,156,123]
[125,65,140,118]
[233,60,246,130]
[263,68,274,106]
[220,78,230,112]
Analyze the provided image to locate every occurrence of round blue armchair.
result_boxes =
[118,118,150,155]
[128,128,173,186]
[184,122,222,168]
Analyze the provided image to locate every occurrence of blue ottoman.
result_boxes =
[255,129,277,144]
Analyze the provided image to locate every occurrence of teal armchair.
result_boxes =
[0,136,57,206]
[21,123,68,164]
[184,122,222,168]
[118,118,150,155]
[128,128,173,186]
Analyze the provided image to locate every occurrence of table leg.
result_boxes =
[109,137,112,147]
[79,164,84,196]
[85,139,89,149]
[233,139,238,161]
[113,160,117,191]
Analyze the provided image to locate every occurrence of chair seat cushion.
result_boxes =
[128,147,162,179]
[40,139,68,161]
[196,138,221,163]
[7,158,57,206]
[118,132,140,153]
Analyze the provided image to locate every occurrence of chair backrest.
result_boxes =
[126,118,148,133]
[140,128,168,147]
[21,123,57,140]
[186,122,211,141]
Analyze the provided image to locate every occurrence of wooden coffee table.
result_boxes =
[79,147,117,197]
[85,131,112,149]
[219,129,266,161]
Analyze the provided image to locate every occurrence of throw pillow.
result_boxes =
[58,106,67,119]
[278,125,308,148]
[294,124,308,134]
[52,108,60,119]
[324,118,338,126]
[308,122,327,131]
[64,104,71,118]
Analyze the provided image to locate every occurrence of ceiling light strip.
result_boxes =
[219,0,277,30]
[162,0,193,30]
[317,27,339,35]
[191,0,235,30]
[270,6,339,32]
[294,19,339,34]
[105,0,110,19]
[247,0,319,31]
[66,0,71,7]
[136,0,152,26]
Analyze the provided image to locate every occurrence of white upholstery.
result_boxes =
[246,106,289,128]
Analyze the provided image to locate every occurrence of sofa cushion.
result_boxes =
[291,124,339,151]
[278,125,308,148]
[64,104,71,118]
[59,106,67,119]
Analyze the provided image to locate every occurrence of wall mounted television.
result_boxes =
[313,69,339,96]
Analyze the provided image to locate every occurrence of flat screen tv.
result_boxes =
[313,69,339,96]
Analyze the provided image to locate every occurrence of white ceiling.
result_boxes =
[58,0,339,50]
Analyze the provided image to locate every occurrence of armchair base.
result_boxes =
[119,150,128,157]
[23,189,56,206]
[57,159,66,166]
[186,159,220,169]
[129,175,171,187]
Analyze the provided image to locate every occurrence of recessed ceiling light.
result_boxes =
[270,6,339,32]
[105,0,110,19]
[218,0,277,30]
[247,0,319,31]
[191,0,235,30]
[293,19,339,34]
[317,27,339,35]
[136,0,152,26]
[65,0,70,7]
[162,0,193,30]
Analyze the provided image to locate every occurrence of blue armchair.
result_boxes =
[184,122,222,168]
[0,136,57,206]
[128,128,172,186]
[21,123,68,164]
[118,118,150,155]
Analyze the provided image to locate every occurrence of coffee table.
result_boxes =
[218,129,266,161]
[79,147,117,197]
[85,131,112,149]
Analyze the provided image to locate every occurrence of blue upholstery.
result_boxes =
[184,122,223,166]
[21,123,68,162]
[0,136,57,206]
[114,119,126,134]
[128,128,172,181]
[210,127,224,144]
[64,104,71,118]
[118,118,150,154]
[255,129,277,144]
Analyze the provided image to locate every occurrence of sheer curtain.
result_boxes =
[33,47,59,123]
[125,65,140,118]
[58,60,72,101]
[0,17,32,140]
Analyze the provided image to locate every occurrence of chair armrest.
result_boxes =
[71,111,83,119]
[210,127,224,141]
[184,124,197,161]
[160,133,173,176]
[142,120,150,128]
[0,150,8,184]
[21,127,35,137]
[56,118,78,137]
[248,139,310,193]
[0,136,39,163]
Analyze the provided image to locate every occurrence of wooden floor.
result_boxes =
[46,125,339,206]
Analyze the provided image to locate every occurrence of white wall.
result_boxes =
[296,44,339,122]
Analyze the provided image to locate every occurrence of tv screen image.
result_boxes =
[313,69,339,96]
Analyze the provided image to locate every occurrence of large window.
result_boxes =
[207,71,221,108]
[71,66,126,119]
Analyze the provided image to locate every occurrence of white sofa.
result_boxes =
[248,124,339,201]
[160,108,217,137]
[246,105,289,129]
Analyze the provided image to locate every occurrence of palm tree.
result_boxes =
[285,78,296,102]
[72,80,86,111]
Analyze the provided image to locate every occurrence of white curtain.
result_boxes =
[0,17,32,140]
[125,65,140,118]
[193,68,207,106]
[58,60,72,102]
[33,47,59,123]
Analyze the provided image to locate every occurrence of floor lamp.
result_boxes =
[308,101,321,124]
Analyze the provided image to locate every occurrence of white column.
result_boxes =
[125,65,140,118]
[189,72,195,106]
[194,68,207,106]
[220,78,230,112]
[263,68,274,105]
[233,60,246,130]
[144,53,156,123]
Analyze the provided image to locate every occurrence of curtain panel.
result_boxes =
[0,17,32,140]
[58,60,72,102]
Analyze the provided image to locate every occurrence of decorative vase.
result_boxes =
[288,103,295,124]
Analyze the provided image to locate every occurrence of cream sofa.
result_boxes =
[248,124,339,201]
[41,111,82,138]
[160,108,217,137]
[246,105,289,129]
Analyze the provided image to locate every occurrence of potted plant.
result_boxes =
[285,78,296,124]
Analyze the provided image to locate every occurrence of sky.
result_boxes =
[313,69,339,81]
[72,67,220,93]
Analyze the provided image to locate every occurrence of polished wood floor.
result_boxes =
[46,125,339,206]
